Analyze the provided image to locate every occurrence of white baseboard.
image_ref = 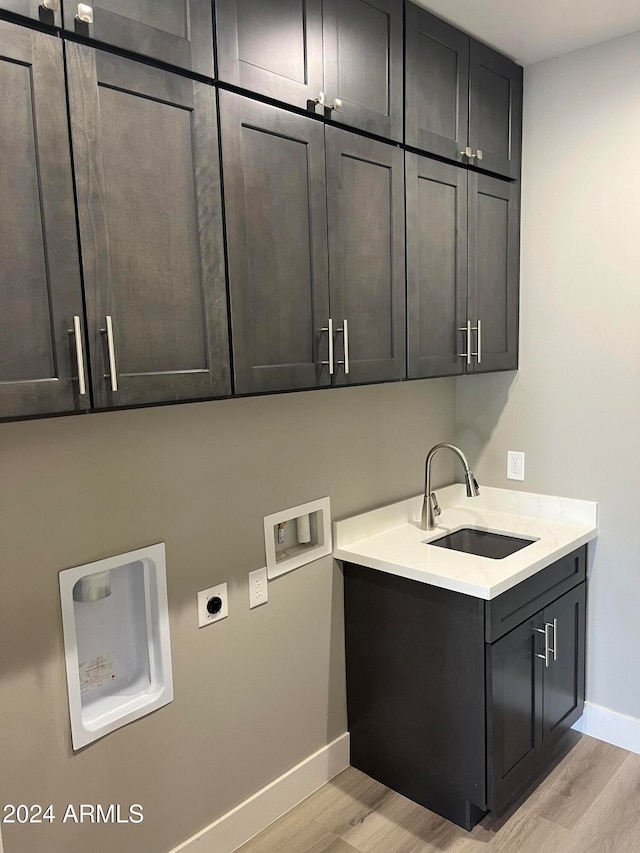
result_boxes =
[573,701,640,754]
[169,733,350,853]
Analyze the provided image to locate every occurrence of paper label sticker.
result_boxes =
[79,652,116,694]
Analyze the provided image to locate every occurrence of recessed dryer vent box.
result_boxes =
[264,497,332,579]
[59,543,173,750]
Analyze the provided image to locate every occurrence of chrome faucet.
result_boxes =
[421,443,480,531]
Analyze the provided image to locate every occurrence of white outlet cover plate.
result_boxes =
[507,451,525,481]
[249,567,268,609]
[197,583,228,628]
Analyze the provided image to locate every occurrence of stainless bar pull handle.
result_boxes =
[72,316,87,397]
[535,623,553,667]
[321,318,334,375]
[460,147,483,161]
[461,146,473,158]
[76,3,93,23]
[471,320,482,364]
[549,618,558,662]
[458,321,472,365]
[102,315,118,392]
[336,319,350,374]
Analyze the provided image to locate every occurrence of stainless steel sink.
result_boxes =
[425,527,536,560]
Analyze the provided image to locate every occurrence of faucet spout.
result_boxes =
[421,443,480,531]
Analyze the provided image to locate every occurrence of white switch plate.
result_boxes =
[507,451,525,481]
[197,583,228,628]
[249,567,268,609]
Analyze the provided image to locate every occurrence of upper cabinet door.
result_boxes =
[62,0,214,77]
[326,128,405,385]
[0,22,89,419]
[67,44,230,408]
[323,0,403,141]
[467,174,520,373]
[0,0,61,27]
[406,154,467,379]
[469,40,523,180]
[215,0,324,110]
[405,5,469,163]
[219,93,330,394]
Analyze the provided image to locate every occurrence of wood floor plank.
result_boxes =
[525,735,629,829]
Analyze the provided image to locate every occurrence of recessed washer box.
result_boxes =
[59,543,173,750]
[264,497,332,579]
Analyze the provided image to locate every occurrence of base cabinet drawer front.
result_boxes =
[0,0,61,27]
[62,0,215,78]
[0,21,89,419]
[67,43,230,408]
[486,546,587,643]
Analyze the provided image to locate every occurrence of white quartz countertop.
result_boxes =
[333,485,598,600]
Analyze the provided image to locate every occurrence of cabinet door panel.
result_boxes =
[326,128,405,384]
[543,584,586,756]
[469,40,522,179]
[488,616,544,810]
[215,0,323,109]
[406,154,466,379]
[405,4,469,162]
[323,0,403,141]
[67,44,230,408]
[0,23,88,419]
[220,93,330,393]
[467,173,519,373]
[63,0,214,77]
[0,0,61,26]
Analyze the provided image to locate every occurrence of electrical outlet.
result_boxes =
[507,451,525,481]
[197,583,228,628]
[249,567,268,609]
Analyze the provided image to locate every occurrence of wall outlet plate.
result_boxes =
[507,451,525,481]
[248,567,268,609]
[197,583,228,628]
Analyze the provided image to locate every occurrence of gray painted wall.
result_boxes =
[0,379,456,853]
[457,31,640,719]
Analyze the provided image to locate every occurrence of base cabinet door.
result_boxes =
[62,0,215,77]
[0,23,89,419]
[67,44,230,408]
[326,128,405,384]
[488,615,544,811]
[220,92,330,394]
[542,584,586,756]
[215,0,324,110]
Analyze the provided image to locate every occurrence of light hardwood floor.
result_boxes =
[237,735,640,853]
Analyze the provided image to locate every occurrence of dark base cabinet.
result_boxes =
[343,547,587,830]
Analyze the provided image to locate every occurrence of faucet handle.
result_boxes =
[430,492,441,517]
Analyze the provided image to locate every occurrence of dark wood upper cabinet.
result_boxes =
[323,0,403,141]
[219,92,331,394]
[467,173,519,373]
[405,3,522,179]
[469,41,523,180]
[0,22,89,419]
[407,157,518,379]
[215,0,324,110]
[405,5,468,163]
[406,153,467,379]
[66,43,230,408]
[62,0,215,78]
[326,128,405,384]
[215,0,403,142]
[0,0,61,26]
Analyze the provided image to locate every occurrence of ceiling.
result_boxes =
[413,0,640,65]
